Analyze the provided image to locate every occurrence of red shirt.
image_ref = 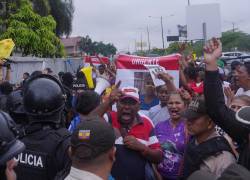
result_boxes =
[188,81,204,94]
[109,111,161,150]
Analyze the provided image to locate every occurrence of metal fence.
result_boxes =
[5,56,84,84]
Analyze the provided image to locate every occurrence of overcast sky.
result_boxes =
[72,0,250,52]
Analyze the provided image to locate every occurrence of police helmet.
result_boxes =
[6,90,27,122]
[0,111,25,165]
[23,74,66,119]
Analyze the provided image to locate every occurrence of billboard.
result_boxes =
[186,3,221,40]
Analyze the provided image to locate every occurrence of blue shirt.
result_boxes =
[140,95,159,110]
[68,115,81,133]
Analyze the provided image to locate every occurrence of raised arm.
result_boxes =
[204,38,249,144]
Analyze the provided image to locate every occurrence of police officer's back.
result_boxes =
[15,74,71,180]
[0,110,25,180]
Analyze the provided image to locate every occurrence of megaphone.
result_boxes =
[94,77,111,95]
[81,66,94,89]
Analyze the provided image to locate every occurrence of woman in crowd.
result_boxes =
[154,92,189,180]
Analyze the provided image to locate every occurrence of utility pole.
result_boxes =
[188,0,190,6]
[160,16,165,49]
[140,33,143,52]
[232,22,235,32]
[147,26,151,52]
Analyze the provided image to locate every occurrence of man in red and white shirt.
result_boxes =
[106,87,163,180]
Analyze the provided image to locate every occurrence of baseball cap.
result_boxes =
[182,97,207,120]
[121,87,139,102]
[235,106,250,129]
[71,118,115,160]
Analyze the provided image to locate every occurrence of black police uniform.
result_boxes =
[15,124,71,180]
[0,111,25,180]
[14,74,72,180]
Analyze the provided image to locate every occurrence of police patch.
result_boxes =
[78,130,90,140]
[14,150,46,170]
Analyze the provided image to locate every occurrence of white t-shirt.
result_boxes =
[222,81,231,104]
[148,104,170,125]
[65,167,103,180]
[235,88,250,97]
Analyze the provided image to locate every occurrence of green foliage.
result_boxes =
[0,0,65,57]
[221,31,250,52]
[31,0,51,16]
[79,36,117,57]
[149,48,166,56]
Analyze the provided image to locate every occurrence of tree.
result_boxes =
[221,31,250,52]
[48,0,74,37]
[31,0,50,16]
[0,0,65,57]
[79,36,117,57]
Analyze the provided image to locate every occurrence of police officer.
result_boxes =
[14,74,71,180]
[0,110,25,180]
[6,90,27,127]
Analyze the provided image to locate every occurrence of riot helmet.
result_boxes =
[23,74,66,123]
[0,111,25,165]
[6,90,27,124]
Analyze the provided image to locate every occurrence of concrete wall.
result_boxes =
[5,57,84,84]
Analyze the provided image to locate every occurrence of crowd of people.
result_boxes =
[1,38,250,180]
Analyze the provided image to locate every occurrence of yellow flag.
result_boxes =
[0,39,15,60]
[81,66,94,89]
[192,53,197,61]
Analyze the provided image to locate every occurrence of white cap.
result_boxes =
[121,87,139,102]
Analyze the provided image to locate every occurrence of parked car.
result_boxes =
[221,52,248,59]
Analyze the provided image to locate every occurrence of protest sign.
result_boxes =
[115,54,180,92]
[144,65,166,87]
[84,55,109,66]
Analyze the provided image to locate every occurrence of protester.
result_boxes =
[43,67,53,75]
[68,91,101,133]
[22,72,29,81]
[30,70,43,77]
[14,74,71,180]
[139,75,159,115]
[0,110,25,180]
[61,72,74,127]
[65,118,116,180]
[148,84,170,125]
[233,62,250,96]
[204,38,250,170]
[148,72,176,125]
[227,61,241,92]
[229,95,250,112]
[182,96,236,178]
[58,71,65,82]
[183,65,204,95]
[154,92,188,179]
[0,81,13,112]
[93,85,163,180]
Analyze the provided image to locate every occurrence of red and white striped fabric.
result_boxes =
[84,55,109,65]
